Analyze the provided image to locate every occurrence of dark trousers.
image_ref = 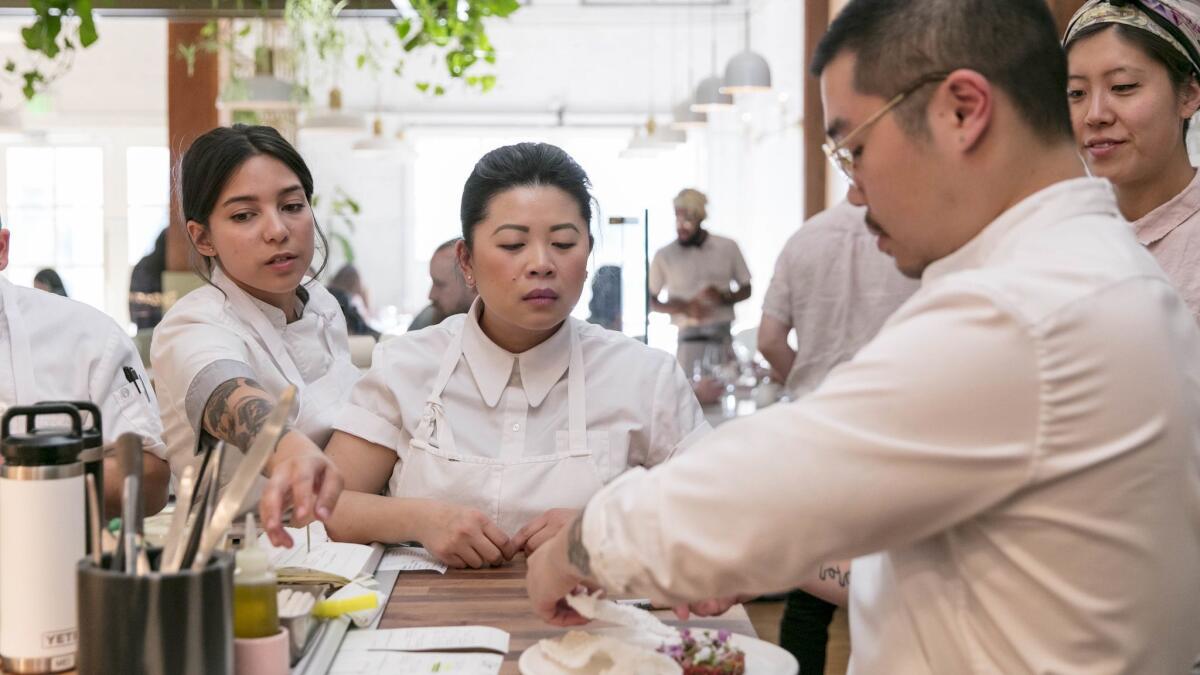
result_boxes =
[780,589,837,674]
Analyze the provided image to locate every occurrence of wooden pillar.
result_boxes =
[166,21,220,272]
[803,0,831,219]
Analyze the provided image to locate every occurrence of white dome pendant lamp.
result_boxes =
[691,4,733,113]
[721,7,772,94]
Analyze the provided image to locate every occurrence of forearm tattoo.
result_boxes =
[202,377,277,452]
[566,514,592,578]
[818,563,851,588]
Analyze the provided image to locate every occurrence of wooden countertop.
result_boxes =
[378,555,757,675]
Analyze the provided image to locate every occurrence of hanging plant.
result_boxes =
[5,0,520,102]
[5,0,99,100]
[395,0,518,95]
[285,0,349,86]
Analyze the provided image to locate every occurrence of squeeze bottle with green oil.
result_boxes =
[233,513,280,639]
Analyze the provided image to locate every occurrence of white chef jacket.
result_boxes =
[581,178,1200,674]
[0,275,164,452]
[151,266,361,504]
[333,300,711,509]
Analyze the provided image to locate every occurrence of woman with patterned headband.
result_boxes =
[1065,0,1200,322]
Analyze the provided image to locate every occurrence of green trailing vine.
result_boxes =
[395,0,519,95]
[6,0,519,102]
[6,0,99,100]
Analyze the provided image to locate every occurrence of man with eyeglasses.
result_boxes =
[525,1,1200,673]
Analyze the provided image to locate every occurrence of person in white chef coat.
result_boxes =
[526,1,1200,673]
[323,142,709,569]
[152,125,361,546]
[0,221,170,516]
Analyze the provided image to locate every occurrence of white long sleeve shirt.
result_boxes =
[582,178,1200,674]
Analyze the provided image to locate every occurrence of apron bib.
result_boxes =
[396,320,604,535]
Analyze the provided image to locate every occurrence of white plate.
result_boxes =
[518,626,798,675]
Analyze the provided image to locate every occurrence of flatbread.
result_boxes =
[538,630,682,675]
[565,591,679,641]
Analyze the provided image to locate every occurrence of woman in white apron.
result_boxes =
[151,125,361,546]
[1065,0,1200,321]
[324,143,710,568]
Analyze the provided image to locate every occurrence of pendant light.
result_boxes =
[303,86,364,132]
[219,36,301,112]
[671,4,707,130]
[624,21,685,156]
[692,4,733,112]
[672,100,707,130]
[721,7,772,94]
[353,116,396,154]
[621,119,684,159]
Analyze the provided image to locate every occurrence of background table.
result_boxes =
[379,556,757,674]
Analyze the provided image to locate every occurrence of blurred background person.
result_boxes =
[649,188,751,376]
[759,200,919,396]
[327,263,379,339]
[33,268,67,296]
[129,229,167,331]
[1064,0,1200,323]
[585,264,622,331]
[409,237,477,331]
[757,199,919,673]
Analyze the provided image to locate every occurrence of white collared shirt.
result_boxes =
[333,303,711,497]
[581,178,1200,674]
[0,275,165,452]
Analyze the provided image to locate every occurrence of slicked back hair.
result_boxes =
[811,0,1074,143]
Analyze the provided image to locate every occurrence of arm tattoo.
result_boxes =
[566,514,592,578]
[818,563,851,588]
[202,377,279,452]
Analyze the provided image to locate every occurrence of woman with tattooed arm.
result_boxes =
[151,125,362,546]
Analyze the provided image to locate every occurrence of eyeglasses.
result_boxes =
[822,71,951,186]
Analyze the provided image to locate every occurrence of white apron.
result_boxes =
[396,321,605,535]
[209,271,361,503]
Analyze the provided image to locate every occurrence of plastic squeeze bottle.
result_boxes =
[233,513,280,639]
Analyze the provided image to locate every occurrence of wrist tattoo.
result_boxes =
[566,514,592,578]
[203,377,281,452]
[818,563,851,588]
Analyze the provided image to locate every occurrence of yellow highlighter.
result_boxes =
[312,593,378,619]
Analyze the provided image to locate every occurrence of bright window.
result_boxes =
[5,146,105,310]
[126,146,170,265]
